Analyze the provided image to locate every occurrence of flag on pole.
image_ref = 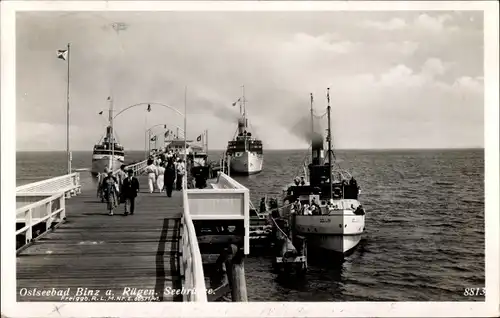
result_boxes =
[165,130,170,138]
[57,49,68,61]
[151,136,157,141]
[310,93,313,103]
[98,111,103,115]
[232,98,241,107]
[196,134,202,142]
[327,88,330,104]
[147,104,151,112]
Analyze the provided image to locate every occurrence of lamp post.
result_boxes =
[103,102,186,160]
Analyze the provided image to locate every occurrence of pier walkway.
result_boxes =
[16,159,250,302]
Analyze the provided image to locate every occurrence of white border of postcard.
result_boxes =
[1,1,499,317]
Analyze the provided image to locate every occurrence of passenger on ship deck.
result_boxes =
[303,204,312,215]
[294,177,300,186]
[294,198,302,212]
[300,176,306,186]
[145,159,158,193]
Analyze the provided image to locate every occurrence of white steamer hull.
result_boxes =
[91,155,124,175]
[230,151,263,175]
[294,214,365,253]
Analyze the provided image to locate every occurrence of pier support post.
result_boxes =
[224,244,248,302]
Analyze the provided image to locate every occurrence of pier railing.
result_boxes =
[16,173,81,198]
[186,172,250,254]
[16,192,66,248]
[180,181,208,302]
[112,159,148,176]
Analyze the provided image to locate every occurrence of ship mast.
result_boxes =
[108,96,114,172]
[326,88,333,201]
[310,93,314,149]
[241,85,247,128]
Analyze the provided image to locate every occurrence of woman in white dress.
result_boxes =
[145,159,158,193]
[156,162,166,192]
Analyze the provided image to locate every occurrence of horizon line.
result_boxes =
[16,147,485,152]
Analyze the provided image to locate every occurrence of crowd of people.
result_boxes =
[96,149,189,216]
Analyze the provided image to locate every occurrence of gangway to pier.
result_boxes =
[15,158,250,302]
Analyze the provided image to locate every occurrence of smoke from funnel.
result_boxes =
[286,114,324,144]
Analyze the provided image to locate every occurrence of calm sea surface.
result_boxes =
[16,149,485,301]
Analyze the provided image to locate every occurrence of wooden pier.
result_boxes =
[15,159,250,302]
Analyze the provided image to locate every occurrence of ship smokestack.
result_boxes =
[238,118,245,135]
[311,132,324,165]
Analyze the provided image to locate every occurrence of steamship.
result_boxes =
[226,88,263,175]
[91,97,125,176]
[281,90,366,254]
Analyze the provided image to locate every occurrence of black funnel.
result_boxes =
[311,132,324,165]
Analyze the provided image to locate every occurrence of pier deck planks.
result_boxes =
[16,175,185,302]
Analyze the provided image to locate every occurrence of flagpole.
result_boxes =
[66,43,71,174]
[184,86,187,164]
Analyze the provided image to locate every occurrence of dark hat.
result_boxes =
[127,169,134,174]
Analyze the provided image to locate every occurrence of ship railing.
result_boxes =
[180,179,208,302]
[16,192,66,251]
[112,159,149,176]
[16,173,81,199]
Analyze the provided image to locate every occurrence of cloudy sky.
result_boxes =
[16,10,484,151]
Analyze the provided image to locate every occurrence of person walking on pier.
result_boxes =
[122,169,139,215]
[175,158,186,191]
[164,159,176,197]
[102,170,119,216]
[145,159,158,193]
[157,162,166,192]
[97,168,107,202]
[116,165,128,200]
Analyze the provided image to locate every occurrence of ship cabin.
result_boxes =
[226,135,263,156]
[226,118,263,156]
[283,164,360,208]
[93,127,125,156]
[93,143,125,157]
[93,126,125,156]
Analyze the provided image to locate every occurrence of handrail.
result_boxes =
[16,172,80,196]
[181,179,208,302]
[16,192,66,249]
[112,159,148,176]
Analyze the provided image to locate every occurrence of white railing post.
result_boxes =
[59,193,66,221]
[25,208,32,244]
[46,200,53,231]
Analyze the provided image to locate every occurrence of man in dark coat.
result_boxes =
[121,169,140,215]
[164,159,177,197]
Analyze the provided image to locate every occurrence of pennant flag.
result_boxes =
[196,135,202,142]
[57,49,68,61]
[147,104,151,112]
[232,98,241,107]
[164,130,170,138]
[98,111,103,115]
[151,136,157,141]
